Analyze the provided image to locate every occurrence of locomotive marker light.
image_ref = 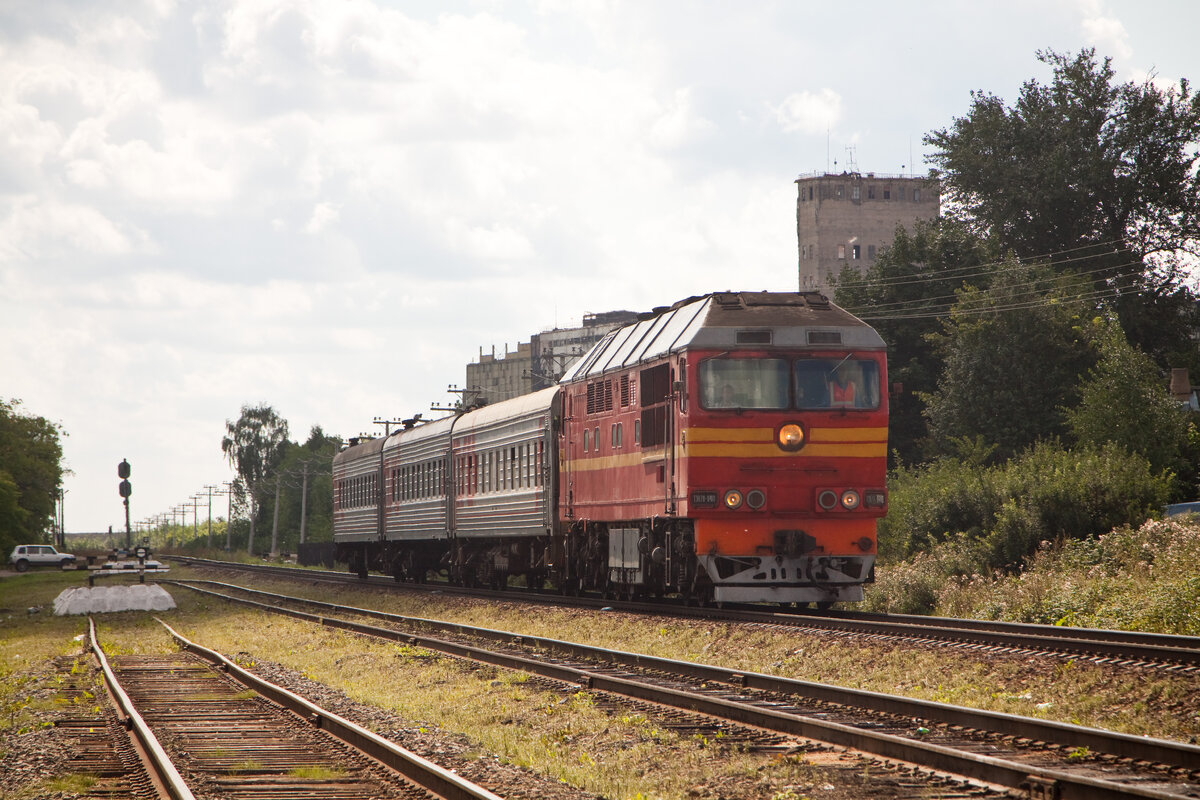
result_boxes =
[840,489,861,510]
[723,489,743,509]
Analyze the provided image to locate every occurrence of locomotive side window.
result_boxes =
[640,363,671,448]
[699,358,789,409]
[795,358,881,410]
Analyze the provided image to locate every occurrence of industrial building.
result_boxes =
[797,172,940,290]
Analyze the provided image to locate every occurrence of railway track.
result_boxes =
[86,617,503,800]
[172,556,1200,672]
[173,578,1200,800]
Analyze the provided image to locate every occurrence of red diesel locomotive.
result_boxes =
[333,290,887,606]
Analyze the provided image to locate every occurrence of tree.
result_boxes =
[0,399,64,552]
[835,218,1000,464]
[921,261,1097,459]
[0,471,29,551]
[1066,321,1194,493]
[221,405,289,555]
[258,425,341,554]
[925,48,1200,367]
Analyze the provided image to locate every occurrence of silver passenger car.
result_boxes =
[383,414,454,542]
[450,387,559,540]
[332,435,386,545]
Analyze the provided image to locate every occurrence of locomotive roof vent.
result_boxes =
[802,292,831,309]
[807,330,842,345]
[736,329,773,345]
[713,292,744,309]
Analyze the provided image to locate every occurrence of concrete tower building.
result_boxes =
[796,172,940,291]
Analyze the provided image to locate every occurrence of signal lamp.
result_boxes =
[723,489,744,509]
[746,489,766,509]
[777,423,805,451]
[817,490,838,510]
[841,490,861,510]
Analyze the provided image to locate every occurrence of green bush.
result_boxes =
[880,441,1171,569]
[924,518,1200,634]
[865,441,1173,617]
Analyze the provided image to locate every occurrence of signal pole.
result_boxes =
[118,459,132,549]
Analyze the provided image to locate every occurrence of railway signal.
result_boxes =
[117,459,132,549]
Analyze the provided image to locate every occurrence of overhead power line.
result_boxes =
[842,256,1147,317]
[839,237,1131,293]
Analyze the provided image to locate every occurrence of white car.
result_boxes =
[9,544,76,572]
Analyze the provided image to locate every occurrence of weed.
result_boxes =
[288,765,346,780]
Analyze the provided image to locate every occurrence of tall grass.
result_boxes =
[866,516,1200,634]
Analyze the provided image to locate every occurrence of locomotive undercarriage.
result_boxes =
[338,519,868,606]
[548,519,699,600]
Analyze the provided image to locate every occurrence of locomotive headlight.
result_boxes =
[723,489,744,509]
[777,423,805,451]
[840,489,861,510]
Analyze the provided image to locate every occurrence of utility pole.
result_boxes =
[270,475,282,558]
[186,497,201,541]
[372,416,404,436]
[298,462,310,545]
[56,488,65,549]
[222,481,234,551]
[202,485,216,548]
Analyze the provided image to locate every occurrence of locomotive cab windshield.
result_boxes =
[700,355,881,411]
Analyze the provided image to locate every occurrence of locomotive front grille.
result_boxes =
[773,529,818,557]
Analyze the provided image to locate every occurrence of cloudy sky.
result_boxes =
[3,0,1198,534]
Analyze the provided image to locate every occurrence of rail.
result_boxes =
[173,579,1200,800]
[168,555,1200,669]
[155,617,504,800]
[87,617,197,800]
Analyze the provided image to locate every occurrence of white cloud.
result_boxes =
[0,196,153,262]
[1076,0,1133,61]
[304,201,340,234]
[1081,15,1132,61]
[3,0,1200,532]
[772,89,842,135]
